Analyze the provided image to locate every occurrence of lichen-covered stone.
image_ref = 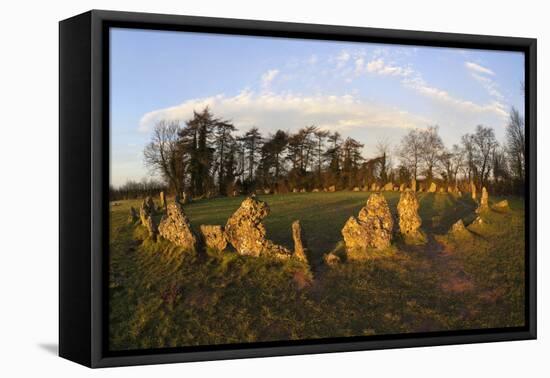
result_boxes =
[225,197,291,259]
[139,197,157,237]
[493,200,509,210]
[477,187,489,212]
[159,191,166,209]
[323,252,341,266]
[397,190,423,242]
[353,187,360,192]
[292,220,308,263]
[328,185,336,192]
[342,193,393,252]
[128,206,139,224]
[383,182,394,191]
[428,182,437,193]
[399,183,406,192]
[200,225,227,251]
[158,202,197,251]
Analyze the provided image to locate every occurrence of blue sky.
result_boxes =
[110,28,525,187]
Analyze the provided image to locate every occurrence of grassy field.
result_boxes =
[109,191,525,351]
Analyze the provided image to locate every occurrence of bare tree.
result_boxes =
[143,120,184,194]
[419,126,444,181]
[472,125,498,188]
[506,107,525,184]
[397,129,423,181]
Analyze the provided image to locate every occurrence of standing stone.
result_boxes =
[342,193,393,252]
[293,188,299,193]
[128,206,139,224]
[477,187,489,213]
[457,190,462,197]
[200,225,227,251]
[181,192,190,205]
[139,197,155,227]
[397,190,423,242]
[143,216,157,238]
[225,197,291,258]
[312,188,320,193]
[158,202,197,251]
[159,191,166,210]
[264,188,271,195]
[439,187,445,193]
[371,183,377,191]
[471,182,477,200]
[328,185,336,192]
[291,220,308,263]
[383,182,394,191]
[447,186,453,194]
[411,178,417,192]
[428,182,437,193]
[353,187,360,192]
[493,200,509,210]
[399,183,406,192]
[300,188,306,193]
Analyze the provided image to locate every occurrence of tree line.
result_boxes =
[111,105,525,200]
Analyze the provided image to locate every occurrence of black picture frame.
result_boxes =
[59,9,537,368]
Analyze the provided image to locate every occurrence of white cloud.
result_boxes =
[402,76,507,117]
[261,69,279,90]
[138,90,430,134]
[364,58,412,77]
[358,57,506,118]
[336,50,351,68]
[465,61,495,76]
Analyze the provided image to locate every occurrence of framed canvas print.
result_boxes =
[59,10,536,368]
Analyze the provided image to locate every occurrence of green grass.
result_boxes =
[109,191,526,351]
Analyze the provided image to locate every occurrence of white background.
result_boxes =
[0,0,547,376]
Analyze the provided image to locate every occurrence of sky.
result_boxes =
[110,27,525,187]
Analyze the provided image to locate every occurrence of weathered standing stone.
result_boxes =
[439,187,445,193]
[144,216,157,238]
[493,200,509,210]
[181,192,190,204]
[291,220,308,263]
[300,188,306,193]
[428,182,437,193]
[264,188,271,195]
[328,185,336,192]
[293,188,299,193]
[471,182,477,200]
[399,183,406,192]
[128,206,139,224]
[312,188,320,192]
[139,197,155,227]
[225,197,291,258]
[383,182,394,191]
[323,252,341,266]
[457,190,462,197]
[158,202,197,251]
[448,219,471,238]
[370,183,377,191]
[447,186,453,193]
[342,193,393,252]
[353,187,360,192]
[159,191,166,209]
[397,190,423,241]
[200,225,227,251]
[481,187,489,207]
[411,178,417,192]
